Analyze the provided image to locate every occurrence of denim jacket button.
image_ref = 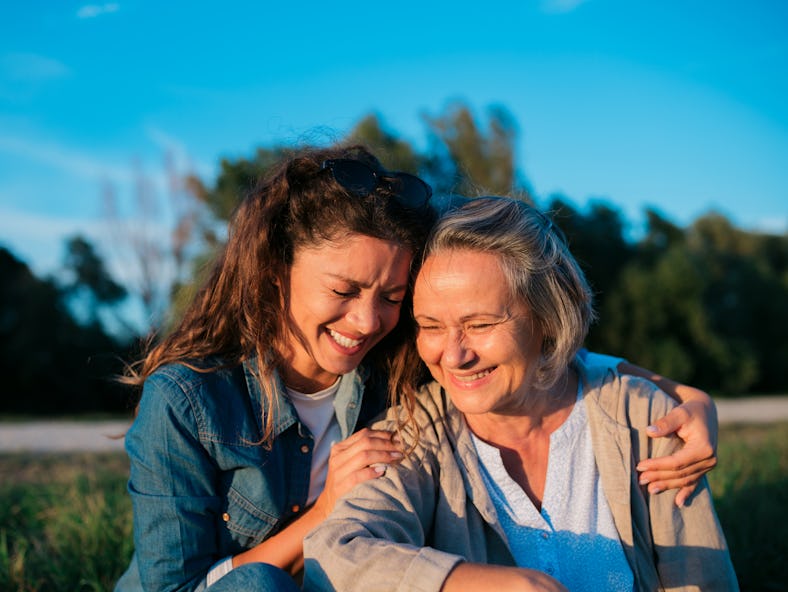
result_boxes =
[222,512,230,522]
[300,444,310,454]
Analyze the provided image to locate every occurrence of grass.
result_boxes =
[708,421,788,591]
[0,453,133,591]
[0,423,785,591]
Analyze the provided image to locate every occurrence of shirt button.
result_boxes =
[291,504,301,513]
[222,512,230,522]
[300,444,310,453]
[541,532,549,539]
[546,566,555,575]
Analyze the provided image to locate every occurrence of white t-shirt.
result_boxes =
[287,380,342,505]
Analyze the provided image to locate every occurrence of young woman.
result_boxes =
[115,149,718,591]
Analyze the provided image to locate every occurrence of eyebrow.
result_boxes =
[325,274,408,292]
[413,312,510,323]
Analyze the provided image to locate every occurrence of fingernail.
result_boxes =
[676,497,686,508]
[371,463,388,475]
[390,452,403,459]
[646,425,659,434]
[649,485,663,494]
[639,475,650,485]
[636,463,646,472]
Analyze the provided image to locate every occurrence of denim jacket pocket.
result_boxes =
[220,487,280,549]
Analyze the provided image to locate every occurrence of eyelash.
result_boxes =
[333,290,403,306]
[417,322,496,333]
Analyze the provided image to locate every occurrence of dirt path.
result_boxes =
[0,397,786,452]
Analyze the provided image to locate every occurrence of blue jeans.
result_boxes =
[207,563,301,592]
[115,555,300,592]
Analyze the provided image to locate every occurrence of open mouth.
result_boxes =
[452,368,494,383]
[328,328,364,349]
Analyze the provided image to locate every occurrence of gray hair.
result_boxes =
[423,196,596,388]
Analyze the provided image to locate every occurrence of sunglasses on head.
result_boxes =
[321,159,432,209]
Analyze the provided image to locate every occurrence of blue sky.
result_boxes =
[1,0,786,285]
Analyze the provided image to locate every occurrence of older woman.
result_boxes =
[303,197,738,592]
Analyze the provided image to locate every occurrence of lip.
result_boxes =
[326,327,368,356]
[447,367,496,389]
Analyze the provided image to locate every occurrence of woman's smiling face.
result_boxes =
[281,233,412,392]
[413,249,544,418]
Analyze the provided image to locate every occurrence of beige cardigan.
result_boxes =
[303,359,738,591]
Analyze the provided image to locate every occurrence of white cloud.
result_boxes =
[0,52,70,82]
[541,0,590,14]
[0,135,132,183]
[77,3,120,19]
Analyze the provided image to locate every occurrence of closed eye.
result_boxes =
[382,294,405,305]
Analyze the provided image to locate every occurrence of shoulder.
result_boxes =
[134,359,283,450]
[579,359,677,428]
[138,360,256,434]
[144,361,244,403]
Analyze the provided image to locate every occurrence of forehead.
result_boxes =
[414,249,513,308]
[292,233,413,280]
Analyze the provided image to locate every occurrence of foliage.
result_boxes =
[588,211,788,393]
[0,247,130,414]
[167,104,788,395]
[422,102,529,199]
[1,101,786,414]
[61,235,128,327]
[0,422,785,590]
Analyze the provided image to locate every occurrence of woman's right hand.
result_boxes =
[313,427,403,519]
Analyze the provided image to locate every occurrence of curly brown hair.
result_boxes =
[125,144,433,443]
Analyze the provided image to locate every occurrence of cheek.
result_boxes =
[416,335,440,365]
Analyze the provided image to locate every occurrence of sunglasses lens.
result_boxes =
[322,159,432,209]
[326,159,378,196]
[387,173,432,208]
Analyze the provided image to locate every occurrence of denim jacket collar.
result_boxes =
[242,357,369,440]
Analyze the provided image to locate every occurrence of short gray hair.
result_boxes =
[423,196,596,388]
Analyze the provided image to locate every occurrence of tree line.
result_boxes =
[2,103,785,414]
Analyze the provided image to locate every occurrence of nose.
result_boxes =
[442,328,475,368]
[346,297,382,335]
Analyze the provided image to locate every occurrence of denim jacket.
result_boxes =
[115,357,387,592]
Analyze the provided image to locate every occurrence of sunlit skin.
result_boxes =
[414,249,571,424]
[281,233,413,393]
[414,249,578,504]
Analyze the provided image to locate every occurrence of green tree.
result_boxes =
[422,102,531,199]
[546,196,633,335]
[594,211,787,393]
[0,247,128,413]
[61,235,127,326]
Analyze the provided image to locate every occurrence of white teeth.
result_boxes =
[453,369,493,382]
[329,329,363,348]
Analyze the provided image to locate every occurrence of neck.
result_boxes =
[465,368,578,447]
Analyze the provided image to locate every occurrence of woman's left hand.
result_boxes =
[635,397,718,507]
